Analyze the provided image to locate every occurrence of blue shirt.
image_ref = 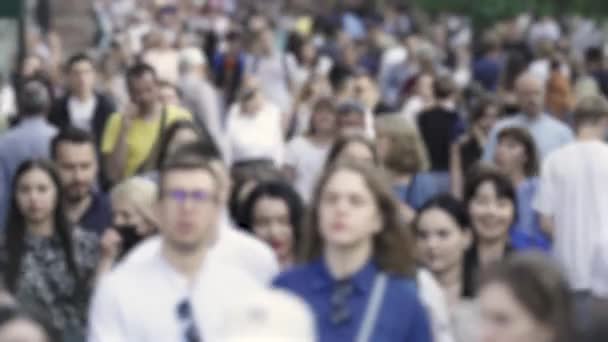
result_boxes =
[273,259,432,342]
[0,117,57,229]
[393,173,439,210]
[79,191,112,235]
[483,113,574,162]
[473,56,502,91]
[510,178,551,251]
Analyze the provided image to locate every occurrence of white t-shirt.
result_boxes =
[122,212,280,285]
[284,136,330,203]
[89,249,265,341]
[533,140,608,291]
[68,96,97,132]
[226,101,285,166]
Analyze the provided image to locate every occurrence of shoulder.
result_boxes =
[220,227,276,261]
[544,115,572,132]
[120,236,162,267]
[273,263,319,288]
[166,105,192,120]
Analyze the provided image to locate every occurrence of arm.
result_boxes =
[450,141,464,199]
[539,214,555,238]
[102,107,135,183]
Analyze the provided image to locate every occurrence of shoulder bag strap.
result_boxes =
[136,106,168,174]
[355,273,388,342]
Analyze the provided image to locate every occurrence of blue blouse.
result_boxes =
[392,173,439,210]
[511,178,551,251]
[273,259,432,342]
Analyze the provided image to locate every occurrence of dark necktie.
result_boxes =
[177,298,202,342]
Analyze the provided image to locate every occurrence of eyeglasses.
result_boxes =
[164,190,216,204]
[177,299,202,342]
[330,279,354,325]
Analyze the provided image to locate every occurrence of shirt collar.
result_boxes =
[310,257,378,294]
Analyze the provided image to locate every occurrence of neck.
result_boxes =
[436,264,464,307]
[509,169,526,187]
[324,240,372,280]
[393,172,413,185]
[64,195,92,224]
[73,90,94,102]
[577,125,604,141]
[162,242,207,285]
[27,219,54,237]
[478,238,508,268]
[310,131,335,144]
[525,111,542,120]
[140,102,162,119]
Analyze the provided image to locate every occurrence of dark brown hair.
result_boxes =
[497,126,539,177]
[325,133,379,168]
[300,160,416,277]
[481,252,574,342]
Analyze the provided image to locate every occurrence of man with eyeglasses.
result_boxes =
[88,146,265,341]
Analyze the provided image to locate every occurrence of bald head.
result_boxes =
[515,73,545,118]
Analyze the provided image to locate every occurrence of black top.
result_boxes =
[417,106,465,172]
[79,191,112,236]
[462,243,514,298]
[458,135,483,176]
[49,92,116,147]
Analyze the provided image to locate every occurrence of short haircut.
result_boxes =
[156,121,223,169]
[573,95,608,129]
[126,63,157,88]
[65,52,94,71]
[50,126,95,160]
[19,79,51,116]
[159,142,219,196]
[433,75,457,100]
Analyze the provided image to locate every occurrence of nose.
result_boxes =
[269,222,286,239]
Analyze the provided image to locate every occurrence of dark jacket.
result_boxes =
[49,92,116,147]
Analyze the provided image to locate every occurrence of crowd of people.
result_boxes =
[1,0,608,341]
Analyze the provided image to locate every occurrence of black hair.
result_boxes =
[464,166,518,227]
[0,306,58,341]
[3,159,82,295]
[126,63,158,89]
[50,126,95,160]
[156,120,222,170]
[414,194,471,232]
[585,46,604,65]
[65,52,94,72]
[240,181,305,252]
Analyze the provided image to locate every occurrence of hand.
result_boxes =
[121,103,139,127]
[99,228,122,264]
[399,202,417,225]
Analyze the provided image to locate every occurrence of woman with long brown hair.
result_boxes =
[273,160,431,341]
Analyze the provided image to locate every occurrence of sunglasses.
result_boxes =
[164,190,216,204]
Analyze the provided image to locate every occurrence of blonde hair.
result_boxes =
[110,177,158,222]
[375,115,430,173]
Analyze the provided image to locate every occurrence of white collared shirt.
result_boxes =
[88,245,265,342]
[121,211,280,285]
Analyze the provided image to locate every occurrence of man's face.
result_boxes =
[129,73,159,111]
[69,60,96,95]
[158,169,221,253]
[516,77,545,117]
[55,142,98,203]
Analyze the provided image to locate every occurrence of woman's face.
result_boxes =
[495,136,527,173]
[16,168,58,225]
[111,197,155,236]
[338,141,375,164]
[311,108,336,135]
[468,181,514,243]
[167,128,199,156]
[480,282,553,342]
[478,105,500,135]
[318,169,382,249]
[0,318,49,342]
[416,208,471,275]
[252,196,294,262]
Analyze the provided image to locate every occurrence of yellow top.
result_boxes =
[101,105,192,177]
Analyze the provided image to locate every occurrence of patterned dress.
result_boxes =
[1,228,99,340]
